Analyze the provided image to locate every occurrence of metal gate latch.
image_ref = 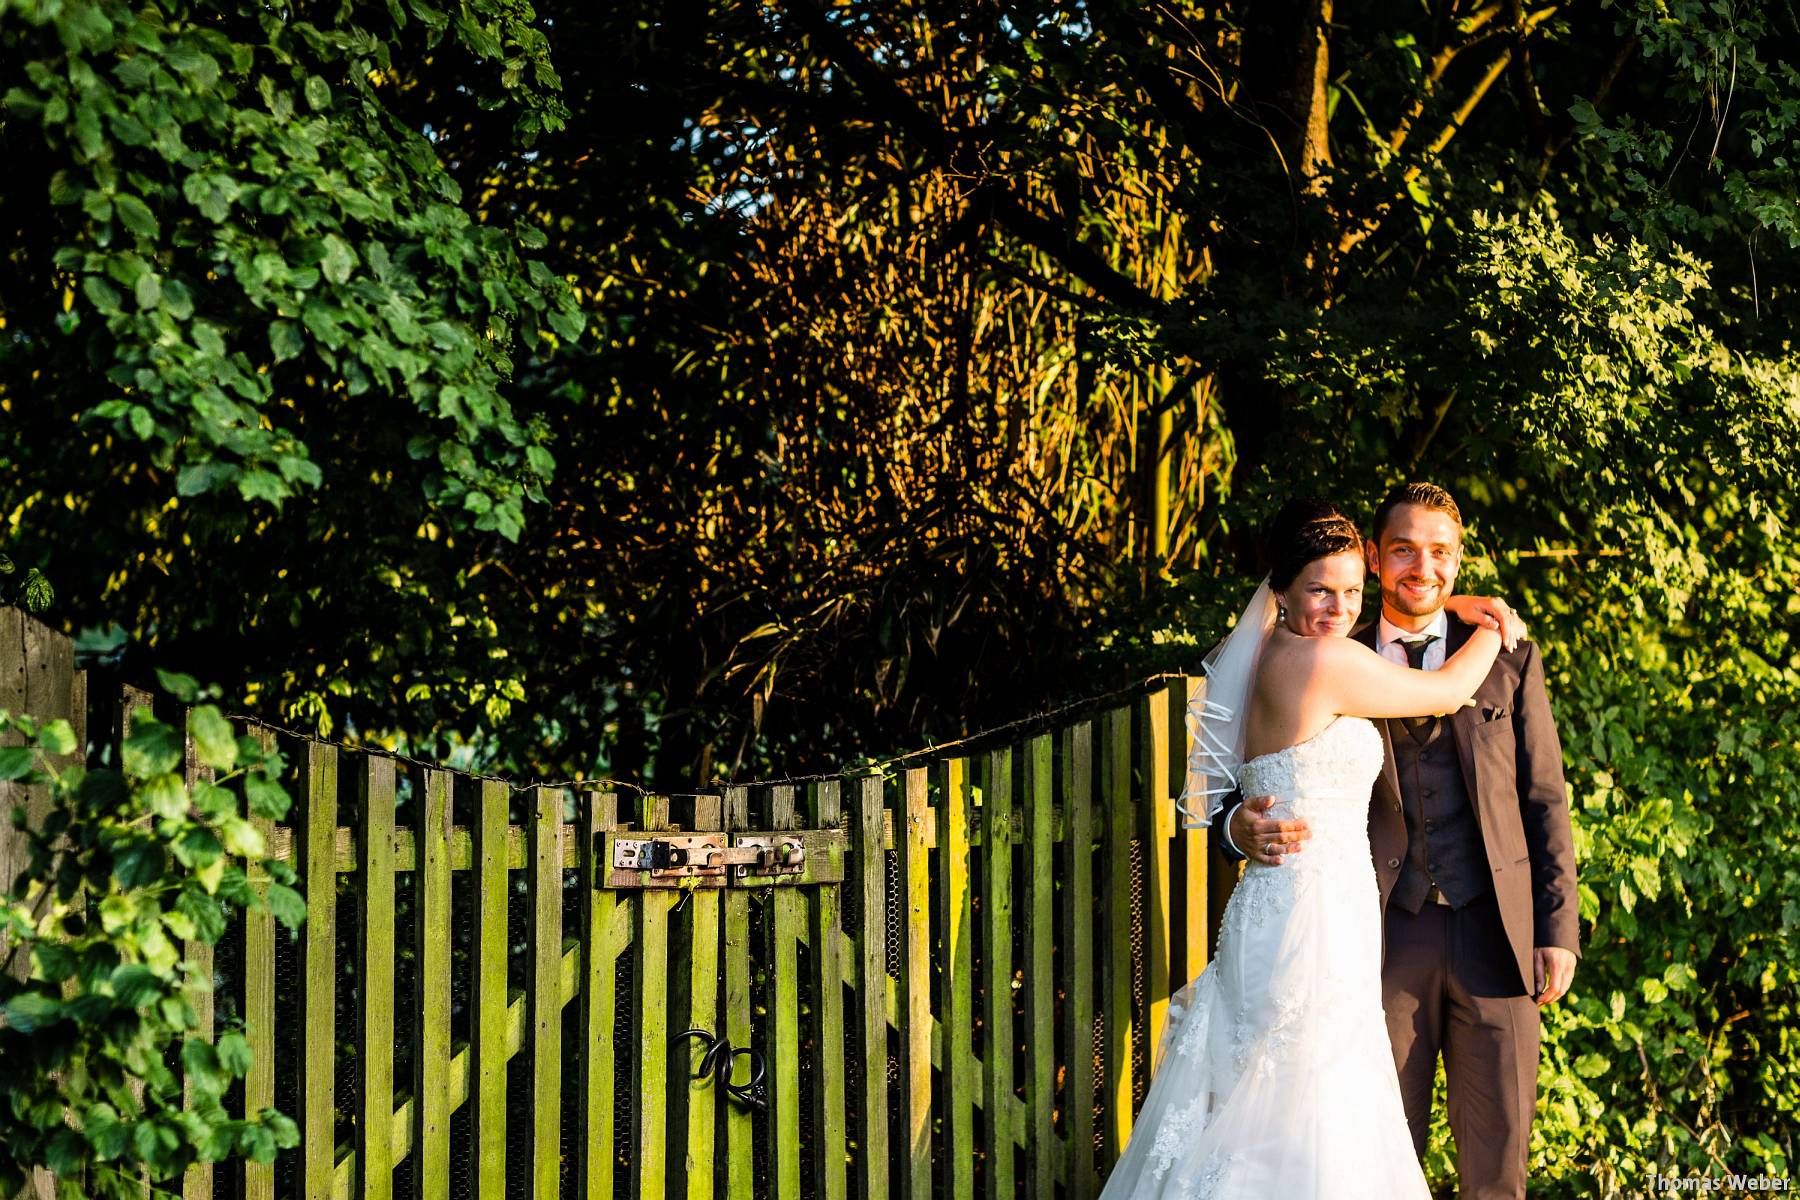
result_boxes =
[612,834,807,880]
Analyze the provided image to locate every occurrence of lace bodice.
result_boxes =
[1239,715,1383,799]
[1236,717,1384,877]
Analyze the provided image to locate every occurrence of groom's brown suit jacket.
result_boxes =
[1354,617,1581,992]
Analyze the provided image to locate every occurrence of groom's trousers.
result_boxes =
[1383,891,1541,1200]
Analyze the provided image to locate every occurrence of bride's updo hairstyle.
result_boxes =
[1265,497,1363,589]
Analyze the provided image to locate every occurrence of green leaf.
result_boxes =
[303,76,332,111]
[238,470,289,505]
[526,444,555,477]
[114,840,165,887]
[320,234,355,284]
[111,963,163,1006]
[134,270,162,310]
[123,720,183,777]
[0,746,36,780]
[2,991,64,1033]
[187,706,237,771]
[155,669,202,703]
[180,1038,225,1094]
[142,772,189,820]
[216,1031,253,1076]
[268,319,303,362]
[82,274,121,314]
[176,885,227,942]
[218,815,265,859]
[36,719,76,756]
[266,883,307,929]
[243,770,290,820]
[1572,1052,1609,1078]
[113,192,159,240]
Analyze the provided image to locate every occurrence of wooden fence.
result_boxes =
[0,608,1240,1199]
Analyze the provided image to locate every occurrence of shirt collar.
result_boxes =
[1376,608,1450,654]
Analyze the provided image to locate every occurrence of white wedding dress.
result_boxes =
[1098,715,1432,1199]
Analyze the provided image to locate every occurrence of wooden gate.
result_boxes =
[1,606,1235,1200]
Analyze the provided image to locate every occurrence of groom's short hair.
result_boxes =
[1372,482,1463,544]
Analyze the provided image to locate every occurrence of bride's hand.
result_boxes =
[1444,594,1526,650]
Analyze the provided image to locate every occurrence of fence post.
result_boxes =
[297,742,339,1200]
[630,795,670,1200]
[805,781,847,1200]
[241,727,278,1200]
[529,786,566,1200]
[357,754,398,1199]
[681,792,723,1200]
[1099,707,1135,1162]
[577,790,621,1198]
[852,775,889,1200]
[415,767,454,1198]
[895,768,932,1200]
[1021,733,1057,1193]
[472,779,511,1196]
[1061,721,1096,1198]
[1139,690,1172,1074]
[979,748,1014,1199]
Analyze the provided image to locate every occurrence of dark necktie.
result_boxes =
[1400,634,1441,737]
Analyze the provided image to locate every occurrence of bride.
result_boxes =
[1098,499,1524,1199]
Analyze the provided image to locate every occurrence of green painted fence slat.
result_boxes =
[721,787,755,1200]
[242,729,278,1200]
[1021,733,1057,1194]
[980,748,1014,1199]
[181,722,214,1200]
[298,741,338,1200]
[769,785,804,1200]
[805,781,847,1200]
[579,791,622,1199]
[358,754,397,1200]
[414,767,453,1199]
[1100,707,1135,1163]
[1139,690,1172,1075]
[683,793,722,1200]
[1061,721,1097,1199]
[473,779,510,1198]
[633,795,671,1200]
[529,786,566,1200]
[853,775,890,1200]
[939,757,974,1200]
[896,768,932,1200]
[1174,678,1209,993]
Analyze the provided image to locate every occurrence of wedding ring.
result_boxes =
[1264,842,1278,856]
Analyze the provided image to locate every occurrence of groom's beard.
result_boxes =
[1384,576,1451,619]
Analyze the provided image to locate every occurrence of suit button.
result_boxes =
[1428,861,1439,872]
[1425,819,1436,831]
[1393,802,1403,813]
[1386,858,1401,869]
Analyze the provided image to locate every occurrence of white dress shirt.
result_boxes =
[1375,609,1451,671]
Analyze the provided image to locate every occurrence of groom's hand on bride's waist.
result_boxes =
[1232,796,1311,866]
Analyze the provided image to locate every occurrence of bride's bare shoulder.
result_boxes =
[1263,632,1374,676]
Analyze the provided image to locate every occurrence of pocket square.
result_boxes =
[1480,704,1511,722]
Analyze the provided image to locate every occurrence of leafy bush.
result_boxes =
[0,671,305,1199]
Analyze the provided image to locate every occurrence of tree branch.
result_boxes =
[780,0,1167,313]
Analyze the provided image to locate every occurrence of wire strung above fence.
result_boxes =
[225,669,1200,799]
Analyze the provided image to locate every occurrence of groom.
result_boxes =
[1223,482,1580,1200]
